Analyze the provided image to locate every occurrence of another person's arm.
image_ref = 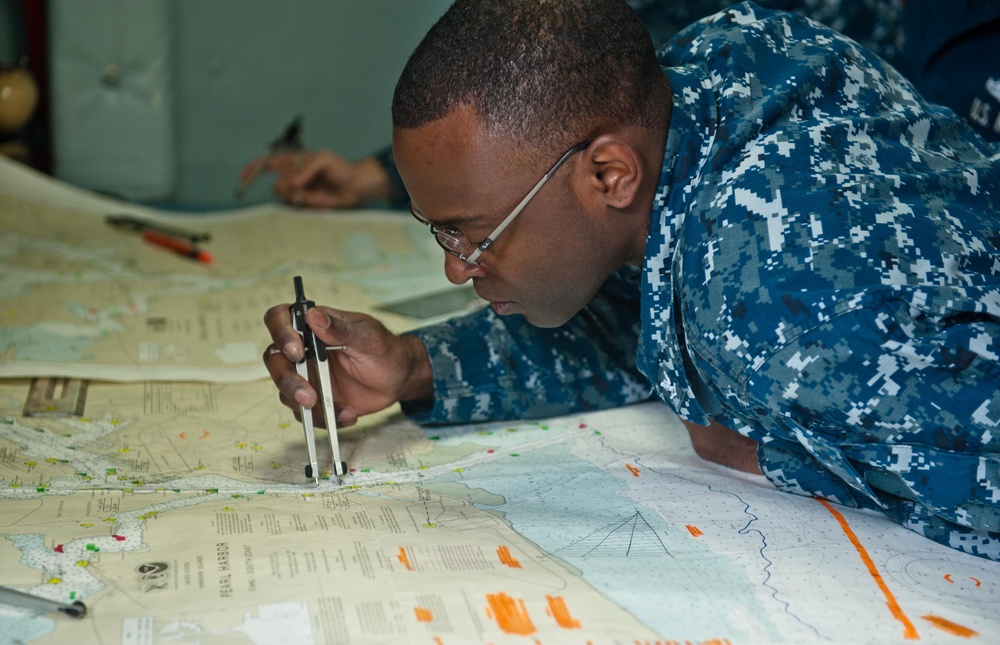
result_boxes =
[241,145,409,209]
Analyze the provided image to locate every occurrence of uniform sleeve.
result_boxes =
[747,297,1000,558]
[401,268,653,424]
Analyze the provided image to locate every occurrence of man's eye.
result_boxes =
[442,226,464,238]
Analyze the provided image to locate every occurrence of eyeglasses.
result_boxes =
[409,140,591,265]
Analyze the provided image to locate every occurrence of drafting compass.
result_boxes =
[234,114,304,199]
[290,275,347,485]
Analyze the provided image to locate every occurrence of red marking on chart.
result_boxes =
[54,544,63,553]
[626,463,640,477]
[414,607,434,623]
[817,498,918,640]
[922,614,979,638]
[685,525,704,537]
[485,592,535,636]
[545,595,581,629]
[112,535,126,541]
[396,546,414,571]
[578,423,587,429]
[497,546,522,569]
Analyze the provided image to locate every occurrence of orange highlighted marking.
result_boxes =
[396,546,414,571]
[634,640,732,645]
[626,463,640,477]
[485,592,535,636]
[944,574,954,583]
[497,546,522,569]
[922,614,979,638]
[817,498,918,640]
[545,595,581,629]
[414,607,434,623]
[971,577,982,587]
[685,525,704,538]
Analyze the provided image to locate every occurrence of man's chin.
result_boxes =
[490,297,581,329]
[520,309,575,329]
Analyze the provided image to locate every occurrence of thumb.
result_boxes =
[306,306,351,346]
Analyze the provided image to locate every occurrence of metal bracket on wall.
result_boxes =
[23,377,89,417]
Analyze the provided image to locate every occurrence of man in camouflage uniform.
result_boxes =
[264,0,1000,559]
[256,1,999,209]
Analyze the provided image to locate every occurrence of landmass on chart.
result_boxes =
[0,169,476,382]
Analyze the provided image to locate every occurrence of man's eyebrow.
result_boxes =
[438,214,486,229]
[415,206,488,230]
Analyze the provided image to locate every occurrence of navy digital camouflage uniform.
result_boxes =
[378,1,999,205]
[403,3,1000,560]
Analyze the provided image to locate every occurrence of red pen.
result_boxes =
[142,229,213,264]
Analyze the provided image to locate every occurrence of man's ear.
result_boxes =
[573,135,642,210]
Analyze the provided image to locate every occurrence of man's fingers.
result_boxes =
[263,304,304,361]
[265,344,316,408]
[278,388,357,429]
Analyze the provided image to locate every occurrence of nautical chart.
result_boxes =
[0,157,997,644]
[1,379,998,645]
[0,157,478,383]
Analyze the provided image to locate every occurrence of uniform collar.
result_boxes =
[638,63,719,424]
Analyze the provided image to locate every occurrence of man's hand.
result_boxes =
[240,150,393,209]
[683,419,762,474]
[263,304,434,428]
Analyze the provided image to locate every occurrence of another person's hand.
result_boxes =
[262,304,434,428]
[241,150,394,209]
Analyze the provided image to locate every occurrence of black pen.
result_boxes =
[0,585,87,618]
[106,214,211,244]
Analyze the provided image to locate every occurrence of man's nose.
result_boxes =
[443,252,485,285]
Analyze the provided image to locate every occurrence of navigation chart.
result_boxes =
[2,379,998,644]
[0,157,471,382]
[0,156,997,644]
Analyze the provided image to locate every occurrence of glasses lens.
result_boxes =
[436,231,472,257]
[410,201,476,262]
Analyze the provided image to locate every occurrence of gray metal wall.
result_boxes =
[48,0,452,206]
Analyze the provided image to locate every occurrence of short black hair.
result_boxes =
[392,0,669,158]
